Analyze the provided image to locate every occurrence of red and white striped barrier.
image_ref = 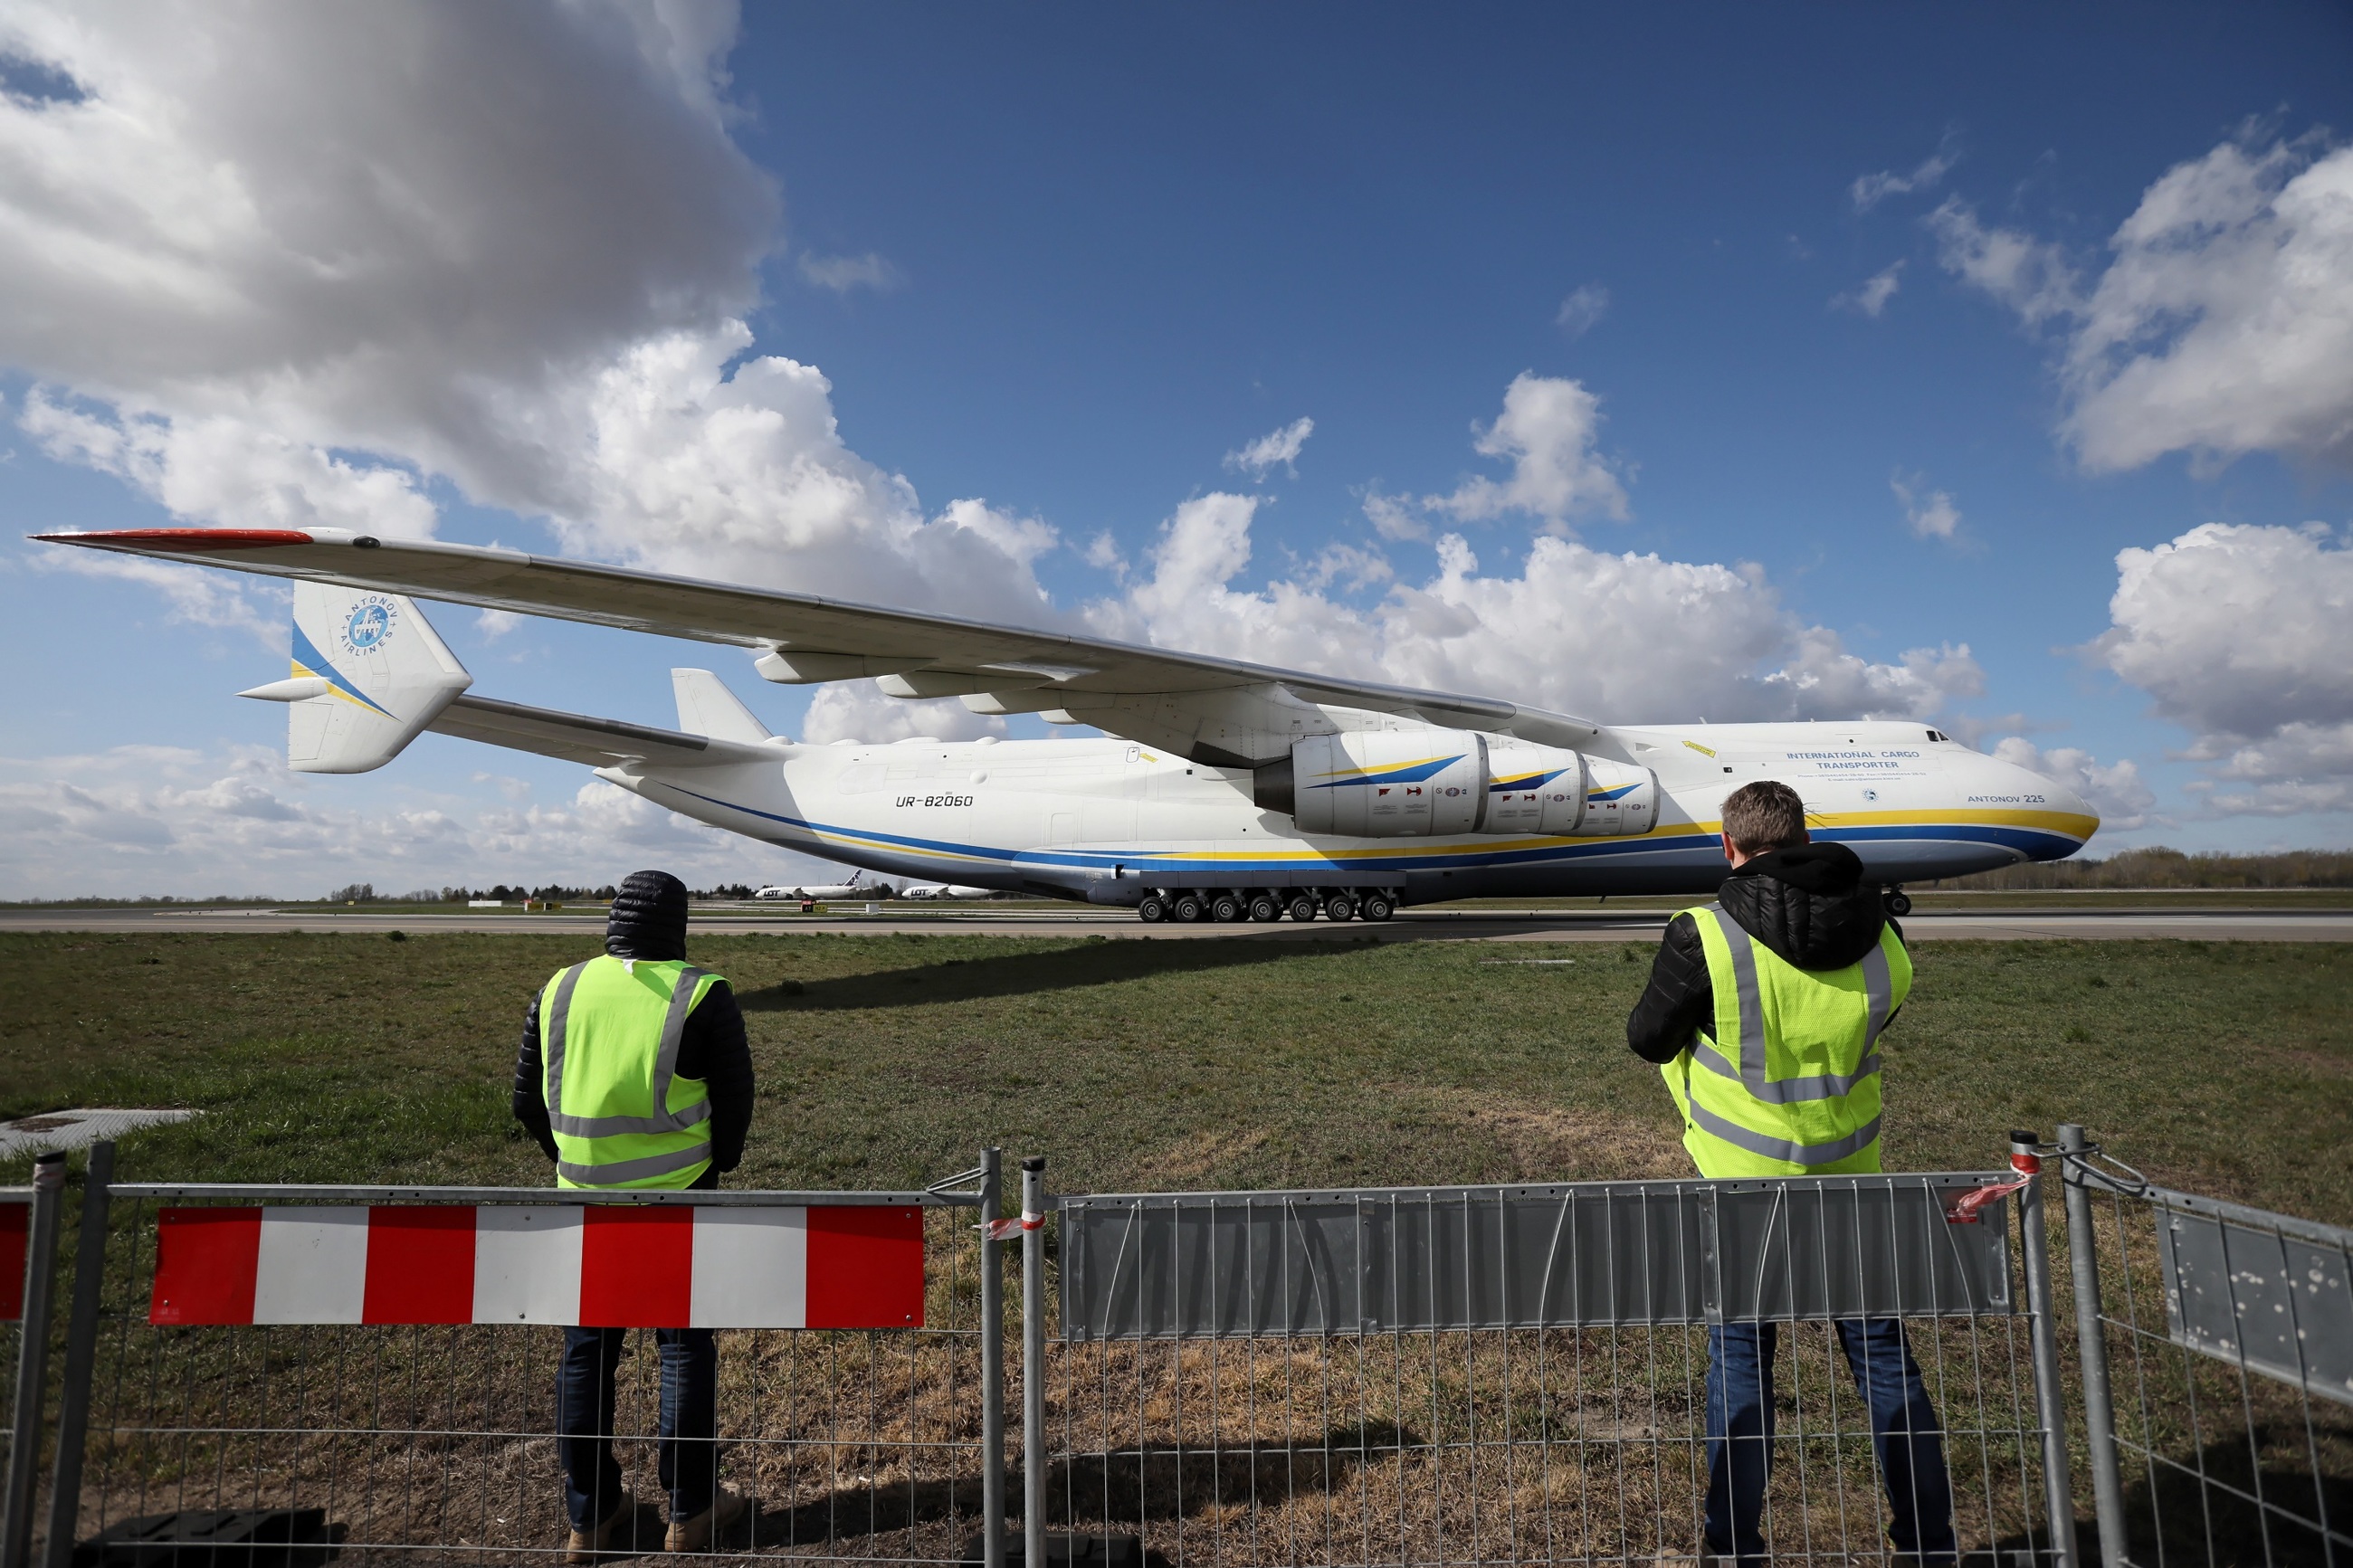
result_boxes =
[1,1200,26,1320]
[150,1204,925,1329]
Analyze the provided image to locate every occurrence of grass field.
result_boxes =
[3,931,2347,1222]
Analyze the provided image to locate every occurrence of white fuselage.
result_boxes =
[596,719,2095,904]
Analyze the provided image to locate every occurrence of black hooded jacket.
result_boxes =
[1624,841,1904,1065]
[510,871,755,1176]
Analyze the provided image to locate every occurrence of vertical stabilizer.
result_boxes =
[242,584,472,773]
[672,669,774,744]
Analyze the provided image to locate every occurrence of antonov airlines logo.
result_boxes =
[338,594,400,658]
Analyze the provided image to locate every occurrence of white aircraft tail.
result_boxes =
[672,669,773,743]
[240,583,472,773]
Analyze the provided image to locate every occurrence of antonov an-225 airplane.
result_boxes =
[38,527,2098,922]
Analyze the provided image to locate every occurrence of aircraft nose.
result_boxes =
[1996,753,2098,853]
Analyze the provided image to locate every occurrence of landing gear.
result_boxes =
[1285,892,1319,923]
[1358,891,1396,923]
[1173,893,1205,922]
[1883,887,1912,917]
[1323,893,1357,923]
[1246,892,1281,923]
[1137,894,1167,923]
[1208,890,1243,923]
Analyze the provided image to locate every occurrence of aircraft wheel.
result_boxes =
[1323,893,1356,923]
[1247,892,1281,923]
[1209,891,1243,923]
[1285,893,1319,923]
[1884,889,1912,917]
[1137,895,1167,923]
[1359,892,1396,923]
[1173,894,1205,922]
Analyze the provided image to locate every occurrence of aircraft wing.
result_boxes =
[34,527,1604,746]
[428,694,777,768]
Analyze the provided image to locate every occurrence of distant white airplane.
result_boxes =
[754,875,884,900]
[36,527,2097,922]
[900,882,996,900]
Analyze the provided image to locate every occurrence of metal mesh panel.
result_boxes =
[2063,1147,2353,1568]
[66,1196,991,1564]
[1039,1174,2060,1566]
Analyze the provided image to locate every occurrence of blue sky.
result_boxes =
[1,3,2349,897]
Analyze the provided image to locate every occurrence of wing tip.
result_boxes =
[31,527,321,549]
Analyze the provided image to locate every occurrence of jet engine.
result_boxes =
[1256,730,1656,838]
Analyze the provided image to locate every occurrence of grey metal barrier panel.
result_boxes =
[47,1169,1005,1568]
[1061,1174,2017,1339]
[2147,1189,2353,1409]
[1,1188,28,1568]
[2059,1134,2353,1568]
[1041,1170,2060,1568]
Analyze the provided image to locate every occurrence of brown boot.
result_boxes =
[664,1485,749,1553]
[566,1491,635,1563]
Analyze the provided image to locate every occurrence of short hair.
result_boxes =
[1720,780,1808,854]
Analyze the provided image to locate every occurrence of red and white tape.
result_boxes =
[148,1204,925,1329]
[0,1202,26,1320]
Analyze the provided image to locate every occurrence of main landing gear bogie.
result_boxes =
[1136,887,1399,925]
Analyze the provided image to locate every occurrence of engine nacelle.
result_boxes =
[1284,729,1489,836]
[1257,730,1659,839]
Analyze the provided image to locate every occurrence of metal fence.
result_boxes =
[7,1132,2352,1568]
[1036,1160,2069,1567]
[2058,1126,2353,1568]
[24,1155,1006,1566]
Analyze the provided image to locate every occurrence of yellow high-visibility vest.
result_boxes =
[538,955,724,1190]
[1659,905,1912,1178]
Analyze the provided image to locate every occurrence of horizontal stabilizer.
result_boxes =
[427,694,777,768]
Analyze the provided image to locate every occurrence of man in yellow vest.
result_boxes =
[512,870,755,1560]
[1627,782,1955,1566]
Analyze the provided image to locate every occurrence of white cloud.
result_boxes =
[1554,283,1609,337]
[1926,197,2082,327]
[1223,416,1313,480]
[1360,487,1427,542]
[800,684,1005,746]
[1992,737,2158,831]
[1933,134,2353,472]
[1085,492,1981,726]
[796,251,903,293]
[2094,521,2353,817]
[1840,261,1905,318]
[1852,147,1958,212]
[1890,470,1962,541]
[31,544,285,646]
[0,4,1072,628]
[0,741,837,898]
[1427,372,1629,530]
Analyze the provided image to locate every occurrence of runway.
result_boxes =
[5,904,2348,942]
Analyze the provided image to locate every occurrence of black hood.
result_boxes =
[606,870,690,961]
[1717,841,1885,970]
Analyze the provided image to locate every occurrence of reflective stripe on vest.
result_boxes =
[539,956,721,1191]
[1662,904,1911,1178]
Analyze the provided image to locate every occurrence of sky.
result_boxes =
[0,2,2349,898]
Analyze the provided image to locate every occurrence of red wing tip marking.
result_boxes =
[33,528,317,549]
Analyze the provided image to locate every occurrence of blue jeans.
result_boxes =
[1704,1319,1956,1563]
[557,1326,719,1529]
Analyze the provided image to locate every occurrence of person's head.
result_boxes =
[1719,780,1809,868]
[606,870,690,960]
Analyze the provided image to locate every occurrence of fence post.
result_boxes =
[2,1154,66,1568]
[1020,1157,1046,1568]
[979,1148,1006,1568]
[2057,1125,2129,1568]
[41,1143,111,1568]
[2014,1129,2079,1568]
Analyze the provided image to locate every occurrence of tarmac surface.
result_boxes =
[5,904,2349,942]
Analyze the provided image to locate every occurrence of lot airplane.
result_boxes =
[37,527,2098,921]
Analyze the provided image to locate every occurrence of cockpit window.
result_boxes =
[1924,729,1948,742]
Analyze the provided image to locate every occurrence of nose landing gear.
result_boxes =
[1882,886,1912,917]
